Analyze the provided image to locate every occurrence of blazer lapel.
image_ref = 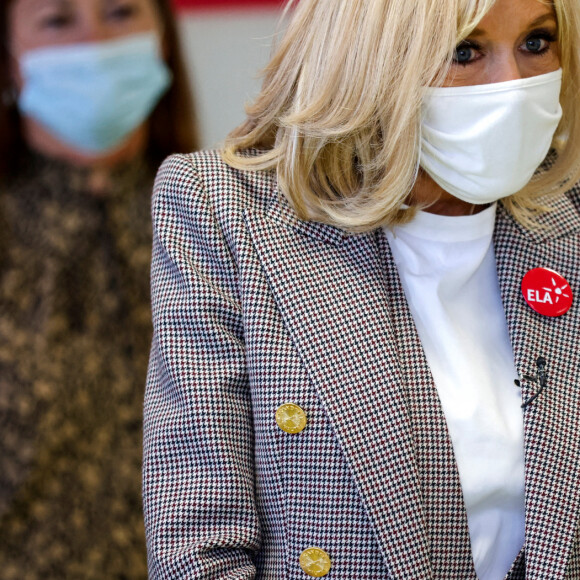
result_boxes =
[494,193,580,579]
[246,193,477,578]
[376,229,477,579]
[245,197,434,578]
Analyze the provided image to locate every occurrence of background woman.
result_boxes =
[0,0,197,577]
[144,0,580,577]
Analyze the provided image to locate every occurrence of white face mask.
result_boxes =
[420,68,563,205]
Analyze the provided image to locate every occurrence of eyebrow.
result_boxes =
[468,12,558,38]
[26,0,69,8]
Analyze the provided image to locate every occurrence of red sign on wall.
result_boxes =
[173,0,284,9]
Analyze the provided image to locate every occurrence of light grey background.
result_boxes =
[178,10,283,149]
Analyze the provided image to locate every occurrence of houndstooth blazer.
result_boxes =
[143,150,580,579]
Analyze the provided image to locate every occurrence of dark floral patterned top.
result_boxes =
[0,152,154,579]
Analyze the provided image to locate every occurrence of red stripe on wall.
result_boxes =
[174,0,283,9]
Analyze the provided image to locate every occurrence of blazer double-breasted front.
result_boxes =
[143,150,580,579]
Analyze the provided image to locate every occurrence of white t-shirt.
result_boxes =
[385,204,525,580]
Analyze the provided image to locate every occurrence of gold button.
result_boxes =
[275,403,307,434]
[299,547,331,577]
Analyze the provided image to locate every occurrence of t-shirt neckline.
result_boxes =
[390,203,497,243]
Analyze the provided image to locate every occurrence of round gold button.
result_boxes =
[275,403,307,434]
[299,547,331,577]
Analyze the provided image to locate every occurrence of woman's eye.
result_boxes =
[523,33,555,54]
[453,43,478,65]
[40,13,73,29]
[526,38,544,51]
[107,3,138,20]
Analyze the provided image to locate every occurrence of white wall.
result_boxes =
[178,9,283,149]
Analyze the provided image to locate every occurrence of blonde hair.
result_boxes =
[223,0,580,232]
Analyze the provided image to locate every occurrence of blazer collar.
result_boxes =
[264,190,349,247]
[266,181,580,247]
[501,184,580,245]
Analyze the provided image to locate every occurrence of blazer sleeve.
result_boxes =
[143,154,260,579]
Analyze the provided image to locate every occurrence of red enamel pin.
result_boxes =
[521,267,573,317]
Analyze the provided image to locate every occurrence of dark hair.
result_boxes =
[0,0,199,180]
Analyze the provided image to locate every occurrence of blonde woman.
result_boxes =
[143,0,580,577]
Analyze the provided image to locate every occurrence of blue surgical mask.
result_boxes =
[18,32,172,153]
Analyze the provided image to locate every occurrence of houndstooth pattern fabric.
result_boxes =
[143,150,580,579]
